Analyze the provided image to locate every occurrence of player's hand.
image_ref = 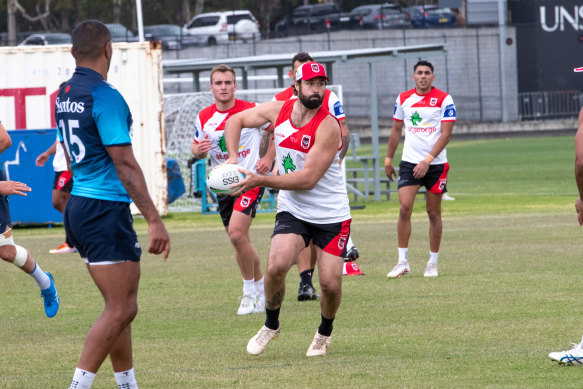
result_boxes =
[576,198,583,226]
[35,152,49,167]
[231,168,257,197]
[385,164,398,182]
[197,134,212,154]
[0,181,31,196]
[413,161,429,179]
[255,157,272,175]
[147,219,171,261]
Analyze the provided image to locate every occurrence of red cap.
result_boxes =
[296,61,329,81]
[343,262,365,276]
[575,67,583,73]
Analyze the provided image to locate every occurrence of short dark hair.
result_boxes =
[210,64,236,84]
[414,60,434,73]
[292,52,313,68]
[72,20,111,61]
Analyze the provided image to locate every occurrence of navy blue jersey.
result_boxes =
[55,67,132,202]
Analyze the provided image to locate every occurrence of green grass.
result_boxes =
[1,135,583,388]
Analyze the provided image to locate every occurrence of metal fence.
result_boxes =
[518,91,582,120]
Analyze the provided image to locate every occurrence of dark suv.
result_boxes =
[276,3,344,35]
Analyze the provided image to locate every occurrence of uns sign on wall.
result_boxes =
[510,0,583,92]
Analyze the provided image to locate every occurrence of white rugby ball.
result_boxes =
[207,164,246,195]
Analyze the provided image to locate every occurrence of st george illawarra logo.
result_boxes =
[301,135,311,149]
[311,63,320,72]
[240,196,250,207]
[338,235,346,250]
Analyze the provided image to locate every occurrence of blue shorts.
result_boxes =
[0,170,11,233]
[64,195,141,263]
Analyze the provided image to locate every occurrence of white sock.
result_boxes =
[346,235,354,251]
[428,251,439,265]
[29,263,51,290]
[114,367,138,389]
[69,367,96,389]
[254,277,264,296]
[398,247,408,263]
[243,278,255,297]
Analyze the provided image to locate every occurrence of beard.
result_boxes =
[298,88,324,110]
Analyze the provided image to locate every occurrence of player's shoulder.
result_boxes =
[428,87,451,99]
[398,88,417,102]
[274,87,294,101]
[232,99,257,112]
[91,80,128,111]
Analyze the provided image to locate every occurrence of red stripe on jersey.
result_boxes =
[275,100,331,154]
[410,88,449,108]
[274,87,294,101]
[198,99,256,132]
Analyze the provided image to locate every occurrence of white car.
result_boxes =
[183,10,261,45]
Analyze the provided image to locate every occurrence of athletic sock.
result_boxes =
[428,251,439,265]
[299,269,314,286]
[398,247,408,264]
[254,277,264,296]
[318,314,335,337]
[265,307,280,330]
[114,367,138,389]
[242,278,255,296]
[29,263,51,290]
[69,367,96,389]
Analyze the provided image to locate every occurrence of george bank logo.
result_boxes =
[540,6,583,32]
[55,97,85,114]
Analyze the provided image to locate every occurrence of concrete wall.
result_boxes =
[163,27,519,124]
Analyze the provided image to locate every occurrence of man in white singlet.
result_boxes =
[224,61,351,357]
[192,64,272,316]
[269,52,359,302]
[385,60,456,279]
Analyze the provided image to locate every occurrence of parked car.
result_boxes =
[18,33,72,46]
[105,23,138,42]
[346,3,411,29]
[405,6,456,27]
[275,3,344,35]
[143,24,201,50]
[183,10,260,45]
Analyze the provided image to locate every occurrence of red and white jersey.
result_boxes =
[273,87,346,120]
[393,87,456,164]
[273,99,350,224]
[193,99,263,172]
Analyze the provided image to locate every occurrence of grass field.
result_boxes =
[2,135,583,388]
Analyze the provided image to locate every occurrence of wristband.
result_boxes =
[423,154,434,164]
[384,156,392,166]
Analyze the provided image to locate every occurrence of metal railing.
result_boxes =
[519,90,582,120]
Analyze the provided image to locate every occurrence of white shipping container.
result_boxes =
[0,42,167,215]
